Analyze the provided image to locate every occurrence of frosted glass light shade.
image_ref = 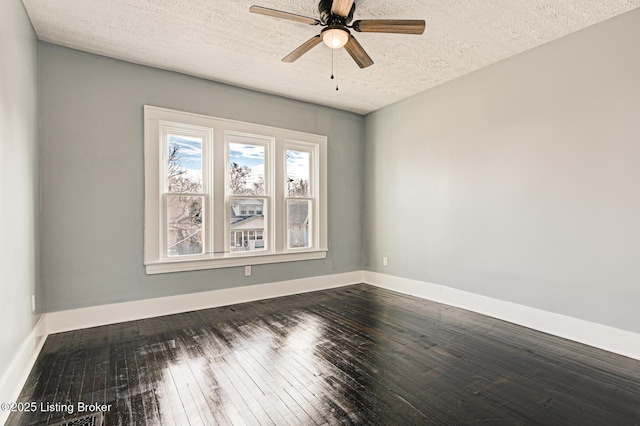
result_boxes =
[322,28,349,49]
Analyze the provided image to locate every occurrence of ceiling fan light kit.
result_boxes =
[322,27,350,49]
[250,0,425,69]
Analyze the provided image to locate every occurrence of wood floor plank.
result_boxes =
[144,315,192,426]
[207,354,263,426]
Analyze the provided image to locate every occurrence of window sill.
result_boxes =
[145,250,328,275]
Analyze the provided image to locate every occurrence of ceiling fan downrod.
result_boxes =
[318,0,355,26]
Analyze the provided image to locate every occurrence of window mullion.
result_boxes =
[274,138,285,253]
[204,128,214,258]
[213,128,225,255]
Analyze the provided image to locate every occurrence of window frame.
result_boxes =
[224,132,273,256]
[161,124,212,259]
[284,142,318,251]
[144,106,328,274]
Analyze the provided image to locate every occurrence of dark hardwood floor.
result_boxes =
[7,284,640,425]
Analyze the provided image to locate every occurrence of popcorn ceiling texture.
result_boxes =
[21,0,640,114]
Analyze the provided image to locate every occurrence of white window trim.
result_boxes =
[144,106,328,274]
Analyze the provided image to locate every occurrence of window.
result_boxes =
[166,132,207,257]
[144,106,328,274]
[226,136,269,255]
[286,148,313,249]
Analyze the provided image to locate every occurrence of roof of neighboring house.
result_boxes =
[229,199,264,219]
[230,215,264,230]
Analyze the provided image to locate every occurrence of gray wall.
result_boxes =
[0,0,41,371]
[39,43,364,312]
[364,9,640,334]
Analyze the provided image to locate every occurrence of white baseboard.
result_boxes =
[364,271,640,361]
[3,268,638,426]
[45,270,364,334]
[0,271,361,424]
[0,315,47,426]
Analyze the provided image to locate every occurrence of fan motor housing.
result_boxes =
[319,0,355,25]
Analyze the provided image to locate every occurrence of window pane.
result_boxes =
[286,150,310,197]
[287,200,311,249]
[167,195,204,256]
[167,134,203,193]
[229,198,266,252]
[228,143,265,195]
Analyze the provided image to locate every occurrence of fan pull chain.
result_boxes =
[333,49,339,91]
[330,47,334,80]
[329,46,339,91]
[335,56,339,91]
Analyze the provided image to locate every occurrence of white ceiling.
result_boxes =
[21,0,640,114]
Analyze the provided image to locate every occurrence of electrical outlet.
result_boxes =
[383,257,388,267]
[244,266,252,277]
[31,295,36,313]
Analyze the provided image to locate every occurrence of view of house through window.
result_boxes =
[167,134,204,256]
[228,142,267,252]
[229,198,266,251]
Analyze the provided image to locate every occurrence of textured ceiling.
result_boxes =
[21,0,640,114]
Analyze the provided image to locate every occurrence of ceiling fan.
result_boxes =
[250,0,425,69]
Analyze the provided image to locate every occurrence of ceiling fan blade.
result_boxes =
[353,19,426,34]
[331,0,355,18]
[250,5,320,25]
[344,35,373,69]
[282,35,323,63]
